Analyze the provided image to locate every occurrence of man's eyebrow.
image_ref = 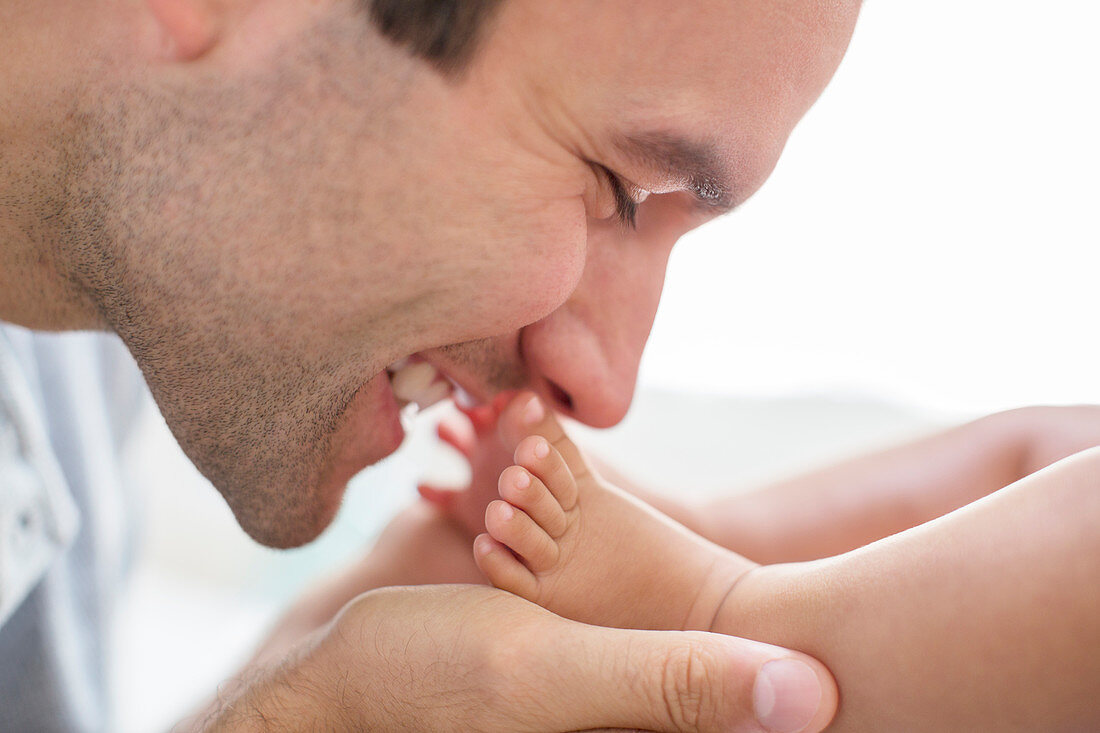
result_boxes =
[613,132,739,215]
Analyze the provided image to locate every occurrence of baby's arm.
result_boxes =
[717,445,1100,731]
[610,405,1100,563]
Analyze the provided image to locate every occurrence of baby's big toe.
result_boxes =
[514,435,579,512]
[498,393,590,474]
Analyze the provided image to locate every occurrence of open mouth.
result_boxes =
[385,355,478,423]
[322,355,484,490]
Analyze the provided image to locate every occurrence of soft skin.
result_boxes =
[0,0,858,548]
[472,395,1100,731]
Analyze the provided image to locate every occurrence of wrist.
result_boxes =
[199,649,342,733]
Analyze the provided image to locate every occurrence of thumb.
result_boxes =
[544,623,837,733]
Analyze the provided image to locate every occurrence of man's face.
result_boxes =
[78,0,859,547]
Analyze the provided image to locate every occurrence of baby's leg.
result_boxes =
[478,393,1100,730]
[473,393,757,631]
[722,445,1100,731]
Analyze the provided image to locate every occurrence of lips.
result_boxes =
[318,353,484,512]
[333,355,480,477]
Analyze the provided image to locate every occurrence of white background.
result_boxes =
[641,0,1100,413]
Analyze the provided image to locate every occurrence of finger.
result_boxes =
[526,622,838,733]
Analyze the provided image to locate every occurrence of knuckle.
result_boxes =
[658,639,722,730]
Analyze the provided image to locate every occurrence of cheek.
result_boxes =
[453,198,588,341]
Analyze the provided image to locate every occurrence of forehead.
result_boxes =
[480,0,860,196]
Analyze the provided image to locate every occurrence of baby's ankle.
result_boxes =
[682,556,762,633]
[707,562,815,640]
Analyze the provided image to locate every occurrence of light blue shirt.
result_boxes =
[0,324,146,732]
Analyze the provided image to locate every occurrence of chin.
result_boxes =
[217,464,344,549]
[233,492,343,549]
[183,352,482,549]
[219,373,410,549]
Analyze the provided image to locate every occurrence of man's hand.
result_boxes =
[202,584,837,732]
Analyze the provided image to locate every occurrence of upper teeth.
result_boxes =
[387,359,454,411]
[452,383,477,408]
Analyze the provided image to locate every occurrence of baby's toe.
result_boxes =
[498,465,568,538]
[499,393,590,478]
[514,435,579,512]
[485,500,560,573]
[473,533,539,600]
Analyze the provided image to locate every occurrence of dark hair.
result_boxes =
[366,0,504,76]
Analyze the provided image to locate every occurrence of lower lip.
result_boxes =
[334,355,471,482]
[324,371,407,486]
[363,370,407,459]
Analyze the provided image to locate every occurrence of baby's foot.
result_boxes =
[473,393,758,632]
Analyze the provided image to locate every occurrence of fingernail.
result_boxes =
[533,438,550,459]
[522,396,545,425]
[753,659,822,732]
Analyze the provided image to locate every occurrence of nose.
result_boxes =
[520,206,681,428]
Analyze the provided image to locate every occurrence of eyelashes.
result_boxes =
[608,172,639,229]
[596,165,639,229]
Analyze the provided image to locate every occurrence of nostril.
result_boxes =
[547,382,574,413]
